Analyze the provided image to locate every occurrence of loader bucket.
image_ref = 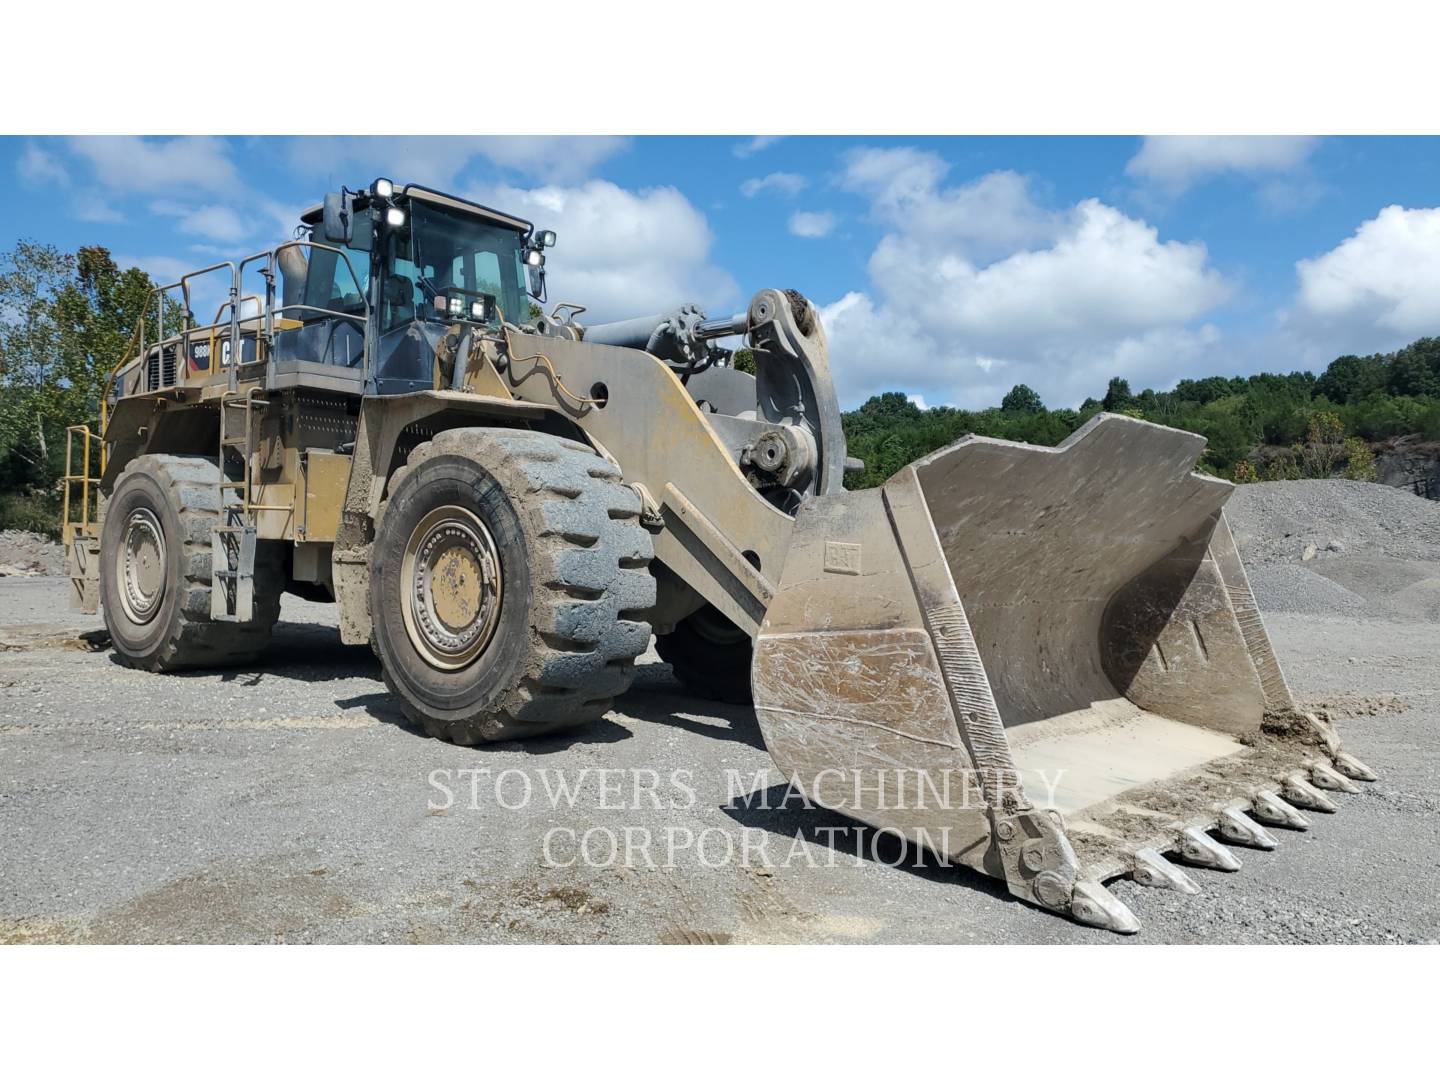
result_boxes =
[751,413,1375,932]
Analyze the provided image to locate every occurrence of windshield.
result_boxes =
[382,203,528,331]
[299,237,370,317]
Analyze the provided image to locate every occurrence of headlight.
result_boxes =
[471,300,489,320]
[385,207,406,227]
[373,178,394,198]
[448,296,463,315]
[525,249,544,267]
[537,230,557,248]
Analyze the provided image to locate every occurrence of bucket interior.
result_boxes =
[911,417,1256,821]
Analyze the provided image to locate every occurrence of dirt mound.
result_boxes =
[1226,480,1440,621]
[0,531,65,577]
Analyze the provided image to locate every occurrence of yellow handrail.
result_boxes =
[61,424,101,544]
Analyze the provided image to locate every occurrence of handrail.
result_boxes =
[239,239,371,384]
[61,424,101,541]
[101,237,373,420]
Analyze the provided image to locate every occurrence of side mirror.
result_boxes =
[528,264,547,303]
[321,192,353,245]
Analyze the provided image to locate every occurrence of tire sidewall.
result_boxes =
[371,454,533,721]
[101,467,187,665]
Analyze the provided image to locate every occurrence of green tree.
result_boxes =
[1173,375,1236,404]
[1,242,161,513]
[1296,411,1346,478]
[1102,376,1132,411]
[54,247,156,432]
[1001,383,1043,413]
[1387,346,1440,398]
[1343,436,1376,481]
[0,241,76,482]
[1315,354,1386,403]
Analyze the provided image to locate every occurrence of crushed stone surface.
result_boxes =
[0,479,1437,943]
[1227,480,1440,622]
[0,531,65,578]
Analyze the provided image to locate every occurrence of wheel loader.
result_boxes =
[58,178,1377,933]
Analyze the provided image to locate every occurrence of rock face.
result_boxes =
[1374,435,1440,501]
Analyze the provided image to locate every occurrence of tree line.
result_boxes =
[841,339,1440,490]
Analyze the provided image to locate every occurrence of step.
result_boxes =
[67,534,100,615]
[211,524,256,621]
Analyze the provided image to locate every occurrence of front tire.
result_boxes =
[370,428,655,743]
[655,604,754,705]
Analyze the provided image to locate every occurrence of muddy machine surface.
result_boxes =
[62,180,1377,932]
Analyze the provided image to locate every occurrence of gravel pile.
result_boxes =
[0,531,65,577]
[1226,480,1440,621]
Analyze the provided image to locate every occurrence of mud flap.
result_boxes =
[751,414,1375,933]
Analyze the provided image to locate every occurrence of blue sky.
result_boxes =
[5,135,1440,410]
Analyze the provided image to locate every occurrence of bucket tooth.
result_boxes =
[1281,772,1339,813]
[1131,848,1201,894]
[1332,751,1378,783]
[1174,826,1243,871]
[1069,881,1141,934]
[1251,789,1309,831]
[1216,808,1278,850]
[1310,761,1361,795]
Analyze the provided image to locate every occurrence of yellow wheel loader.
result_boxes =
[60,179,1376,933]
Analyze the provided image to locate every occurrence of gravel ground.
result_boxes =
[0,530,64,578]
[2,481,1437,944]
[1228,479,1440,622]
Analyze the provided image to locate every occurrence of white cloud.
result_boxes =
[114,253,194,285]
[820,154,1234,409]
[740,172,807,198]
[733,136,783,159]
[289,136,628,186]
[115,253,240,326]
[907,393,928,410]
[840,146,950,214]
[868,200,1227,342]
[470,136,628,181]
[841,151,1058,261]
[469,179,738,323]
[23,138,295,238]
[151,201,250,244]
[71,191,124,224]
[18,142,69,187]
[255,197,306,247]
[1126,136,1319,193]
[1291,204,1440,345]
[67,136,240,195]
[788,210,836,238]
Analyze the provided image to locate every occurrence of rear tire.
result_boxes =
[100,454,283,671]
[370,428,655,743]
[655,604,754,705]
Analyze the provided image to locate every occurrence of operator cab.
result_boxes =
[284,181,554,395]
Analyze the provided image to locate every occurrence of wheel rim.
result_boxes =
[118,507,166,625]
[400,505,504,671]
